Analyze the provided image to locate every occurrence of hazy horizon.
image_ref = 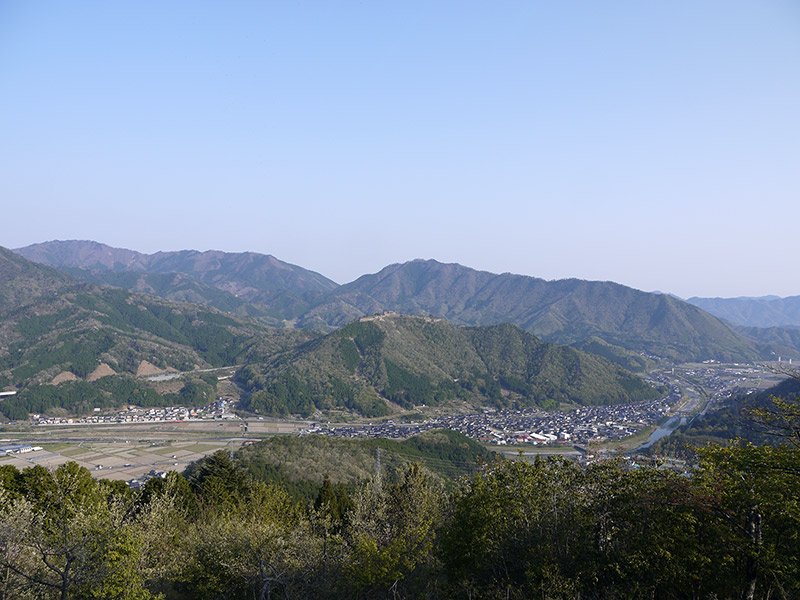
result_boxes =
[3,2,799,298]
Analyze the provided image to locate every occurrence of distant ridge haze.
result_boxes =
[687,295,800,329]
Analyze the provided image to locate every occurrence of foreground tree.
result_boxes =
[0,462,156,600]
[691,442,800,600]
[180,466,324,600]
[345,463,444,599]
[440,456,589,599]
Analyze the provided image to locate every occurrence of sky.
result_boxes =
[2,1,799,298]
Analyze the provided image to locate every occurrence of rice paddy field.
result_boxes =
[0,419,309,480]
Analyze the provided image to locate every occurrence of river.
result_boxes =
[636,415,687,451]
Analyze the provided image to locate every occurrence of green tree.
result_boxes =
[345,463,444,599]
[691,442,800,600]
[0,462,156,600]
[185,450,250,510]
[180,481,317,600]
[440,457,588,599]
[132,473,193,595]
[314,474,352,531]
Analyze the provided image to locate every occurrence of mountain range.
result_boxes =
[15,240,340,326]
[16,240,338,298]
[1,246,664,419]
[14,240,799,365]
[5,239,800,420]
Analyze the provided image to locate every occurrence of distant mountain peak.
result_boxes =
[297,257,779,362]
[14,240,339,299]
[687,295,800,328]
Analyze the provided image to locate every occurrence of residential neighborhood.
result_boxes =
[305,388,682,446]
[32,398,236,426]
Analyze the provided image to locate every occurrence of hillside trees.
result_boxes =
[440,456,591,598]
[745,371,800,446]
[439,447,800,599]
[0,377,165,421]
[179,480,317,600]
[235,316,660,419]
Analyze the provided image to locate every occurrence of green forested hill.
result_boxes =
[58,267,266,312]
[0,248,314,410]
[186,429,496,501]
[236,313,660,417]
[15,240,337,326]
[732,324,800,354]
[0,246,72,314]
[574,336,655,372]
[54,266,333,331]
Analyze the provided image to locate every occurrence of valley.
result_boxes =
[0,361,782,484]
[5,8,798,595]
[3,242,800,600]
[0,241,796,470]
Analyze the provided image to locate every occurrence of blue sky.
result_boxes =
[2,1,799,297]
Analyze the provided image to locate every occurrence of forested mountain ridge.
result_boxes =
[15,242,799,364]
[0,246,72,313]
[732,324,800,354]
[51,266,314,326]
[0,247,312,392]
[236,313,661,418]
[15,239,338,300]
[297,259,782,363]
[0,249,654,421]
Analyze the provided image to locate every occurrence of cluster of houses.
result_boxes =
[33,398,236,426]
[305,389,681,445]
[678,365,761,407]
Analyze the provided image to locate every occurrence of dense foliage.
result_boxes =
[226,430,495,502]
